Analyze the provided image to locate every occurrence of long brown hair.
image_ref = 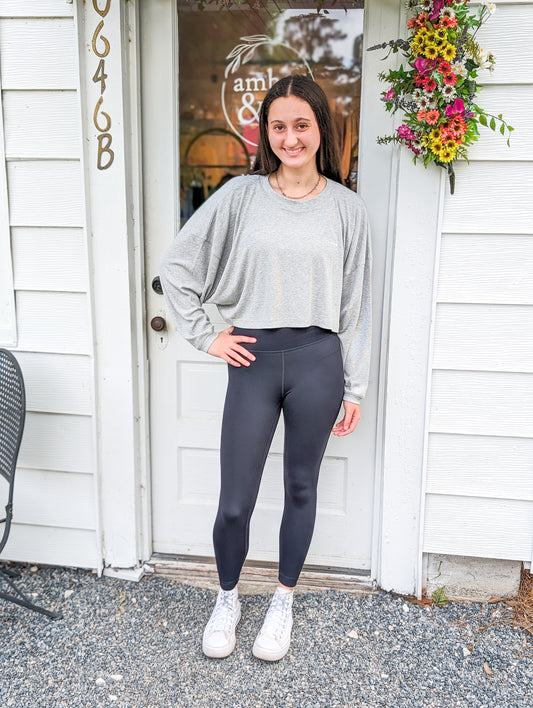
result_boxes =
[251,74,343,184]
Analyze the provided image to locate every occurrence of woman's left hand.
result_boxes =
[332,401,360,436]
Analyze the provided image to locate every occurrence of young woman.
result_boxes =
[160,75,372,662]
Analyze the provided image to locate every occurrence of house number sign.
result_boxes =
[91,0,114,170]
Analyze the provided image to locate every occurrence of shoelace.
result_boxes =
[262,592,293,640]
[207,591,237,633]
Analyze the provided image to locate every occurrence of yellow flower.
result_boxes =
[435,28,447,42]
[442,43,456,61]
[429,128,441,141]
[425,44,439,59]
[438,148,456,162]
[431,139,443,153]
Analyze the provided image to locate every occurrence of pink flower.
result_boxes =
[414,57,437,75]
[445,98,465,118]
[398,124,417,141]
[384,88,396,100]
[426,110,440,125]
[430,0,445,21]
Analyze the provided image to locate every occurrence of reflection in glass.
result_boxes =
[178,1,364,221]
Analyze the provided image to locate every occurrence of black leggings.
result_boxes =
[213,326,344,590]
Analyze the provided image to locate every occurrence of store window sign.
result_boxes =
[221,35,313,151]
[178,2,364,219]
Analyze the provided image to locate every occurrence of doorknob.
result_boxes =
[150,316,166,332]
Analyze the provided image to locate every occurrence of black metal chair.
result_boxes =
[0,348,61,619]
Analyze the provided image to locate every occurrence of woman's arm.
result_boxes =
[336,200,373,413]
[160,177,258,364]
[160,229,220,353]
[159,180,239,353]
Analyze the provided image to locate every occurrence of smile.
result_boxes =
[283,147,304,155]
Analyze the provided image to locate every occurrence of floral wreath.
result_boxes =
[369,0,513,193]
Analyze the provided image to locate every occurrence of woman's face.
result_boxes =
[267,95,321,173]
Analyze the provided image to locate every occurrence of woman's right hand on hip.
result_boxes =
[207,326,257,367]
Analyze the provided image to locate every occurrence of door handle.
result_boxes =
[150,316,166,332]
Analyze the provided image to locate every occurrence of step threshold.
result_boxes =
[148,554,375,595]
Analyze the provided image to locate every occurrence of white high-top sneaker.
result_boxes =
[202,586,241,658]
[252,586,294,661]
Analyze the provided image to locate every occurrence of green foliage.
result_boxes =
[431,586,449,608]
[368,1,513,192]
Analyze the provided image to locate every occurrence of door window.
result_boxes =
[178,0,364,220]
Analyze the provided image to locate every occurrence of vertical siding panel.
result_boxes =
[423,3,533,564]
[0,6,98,569]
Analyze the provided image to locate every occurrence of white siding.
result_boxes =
[0,3,99,570]
[422,3,533,563]
[12,227,88,291]
[0,50,16,343]
[3,90,80,159]
[476,3,533,85]
[0,18,77,89]
[7,161,84,227]
[0,2,74,17]
[18,413,95,475]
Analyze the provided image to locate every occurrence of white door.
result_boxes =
[141,0,385,573]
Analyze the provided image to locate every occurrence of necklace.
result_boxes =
[274,171,322,200]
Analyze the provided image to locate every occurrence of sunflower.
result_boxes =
[438,148,457,162]
[425,44,439,60]
[442,44,457,61]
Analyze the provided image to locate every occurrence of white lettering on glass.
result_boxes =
[221,37,313,148]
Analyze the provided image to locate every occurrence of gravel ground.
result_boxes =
[0,565,531,708]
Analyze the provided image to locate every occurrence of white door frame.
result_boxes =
[75,0,151,574]
[78,0,444,595]
[359,2,444,596]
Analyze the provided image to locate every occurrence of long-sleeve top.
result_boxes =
[160,174,372,404]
